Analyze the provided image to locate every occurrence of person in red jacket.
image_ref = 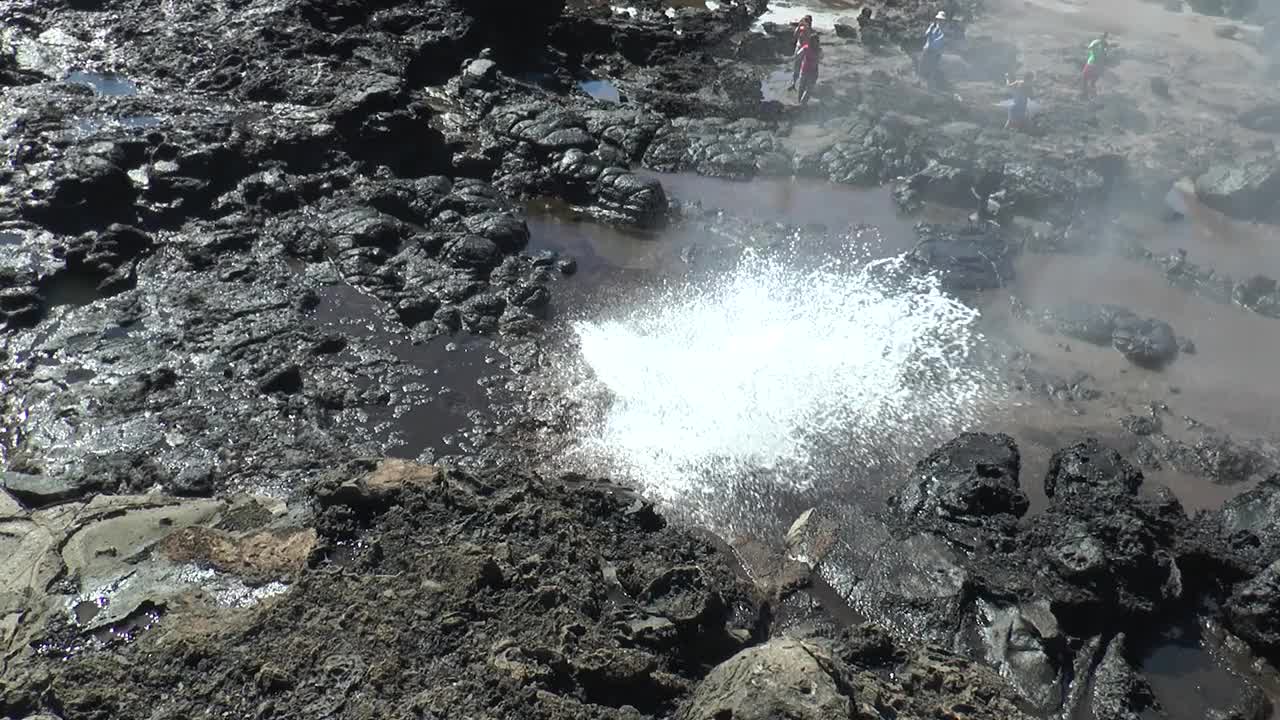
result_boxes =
[787,15,814,91]
[796,32,822,105]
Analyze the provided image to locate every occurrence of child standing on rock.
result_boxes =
[1005,71,1033,130]
[796,32,822,105]
[1081,32,1111,100]
[788,15,814,92]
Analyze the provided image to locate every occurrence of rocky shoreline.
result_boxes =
[5,0,1280,717]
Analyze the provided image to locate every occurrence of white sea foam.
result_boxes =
[561,248,995,524]
[752,1,847,32]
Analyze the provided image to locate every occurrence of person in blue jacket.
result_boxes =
[920,11,947,89]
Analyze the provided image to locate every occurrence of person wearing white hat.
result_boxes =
[920,11,947,89]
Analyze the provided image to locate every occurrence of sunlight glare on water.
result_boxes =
[564,248,997,520]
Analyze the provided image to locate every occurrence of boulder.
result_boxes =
[1026,440,1186,633]
[681,639,853,720]
[1044,438,1144,500]
[908,223,1015,291]
[1232,274,1280,317]
[891,432,1029,529]
[1034,303,1180,368]
[593,168,668,226]
[460,58,498,89]
[1195,157,1280,219]
[963,598,1065,714]
[1111,315,1179,368]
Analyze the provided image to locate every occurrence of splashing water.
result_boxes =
[562,248,997,524]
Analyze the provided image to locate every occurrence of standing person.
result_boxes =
[787,15,814,92]
[797,32,822,105]
[1005,71,1033,130]
[920,12,947,89]
[1081,31,1110,99]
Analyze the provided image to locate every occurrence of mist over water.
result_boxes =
[559,247,1001,527]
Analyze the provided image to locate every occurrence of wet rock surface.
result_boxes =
[804,431,1280,718]
[1033,302,1183,368]
[4,0,1280,716]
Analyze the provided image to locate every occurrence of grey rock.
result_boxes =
[0,471,89,507]
[966,598,1064,714]
[1195,157,1280,219]
[461,58,498,88]
[681,639,852,720]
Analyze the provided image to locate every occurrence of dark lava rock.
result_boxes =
[1232,274,1280,317]
[446,235,502,271]
[1220,475,1280,560]
[1027,439,1184,633]
[1226,560,1280,660]
[593,167,668,226]
[258,365,304,395]
[890,432,1029,535]
[643,117,790,180]
[908,223,1015,291]
[463,212,530,253]
[22,144,137,230]
[1194,157,1280,219]
[1120,414,1162,436]
[1044,438,1144,500]
[1035,303,1180,368]
[170,463,217,497]
[1111,315,1179,368]
[1037,303,1136,345]
[1090,634,1157,720]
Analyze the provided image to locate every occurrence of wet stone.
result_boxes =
[1044,438,1144,500]
[682,639,852,720]
[446,235,502,271]
[1225,559,1280,660]
[0,471,89,508]
[1112,316,1179,369]
[908,223,1015,291]
[891,432,1029,529]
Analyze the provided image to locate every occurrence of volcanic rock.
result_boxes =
[890,432,1029,542]
[1195,157,1280,219]
[1044,438,1144,500]
[908,223,1016,291]
[681,639,853,720]
[1090,634,1157,720]
[1226,560,1280,660]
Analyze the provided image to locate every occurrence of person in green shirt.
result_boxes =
[1081,32,1110,99]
